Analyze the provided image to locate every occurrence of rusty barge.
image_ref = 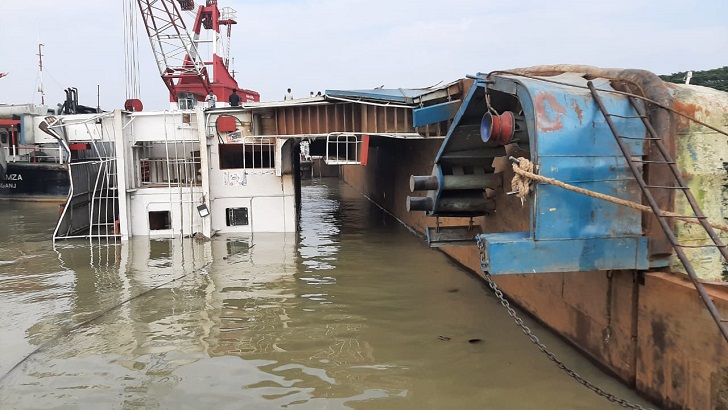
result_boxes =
[337,65,728,409]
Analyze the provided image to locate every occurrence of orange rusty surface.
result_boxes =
[534,93,567,132]
[671,99,706,131]
[637,272,728,409]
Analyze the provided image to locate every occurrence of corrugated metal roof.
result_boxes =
[324,88,429,104]
[203,80,462,112]
[326,80,462,105]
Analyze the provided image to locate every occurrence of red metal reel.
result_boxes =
[124,99,144,112]
[481,111,515,145]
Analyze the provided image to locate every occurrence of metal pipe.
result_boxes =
[437,196,495,213]
[410,175,438,191]
[406,196,433,212]
[410,173,502,192]
[444,174,502,190]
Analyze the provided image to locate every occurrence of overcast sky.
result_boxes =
[0,0,725,111]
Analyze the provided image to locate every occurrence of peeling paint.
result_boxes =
[670,84,728,281]
[571,98,584,124]
[535,93,567,132]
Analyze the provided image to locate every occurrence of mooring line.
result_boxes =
[510,156,728,233]
[0,260,211,385]
[359,192,425,240]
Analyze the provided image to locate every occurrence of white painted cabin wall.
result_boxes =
[120,109,211,239]
[128,187,206,237]
[127,112,198,143]
[204,113,297,233]
[207,173,296,233]
[117,108,295,238]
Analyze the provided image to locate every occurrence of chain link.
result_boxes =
[478,241,651,409]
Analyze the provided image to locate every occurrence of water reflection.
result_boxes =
[299,182,341,272]
[0,180,655,409]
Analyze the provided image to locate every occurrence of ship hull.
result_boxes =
[0,162,69,201]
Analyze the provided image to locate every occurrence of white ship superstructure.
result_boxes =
[53,106,299,241]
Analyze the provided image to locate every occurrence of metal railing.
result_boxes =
[140,157,201,186]
[324,133,362,165]
[2,145,65,164]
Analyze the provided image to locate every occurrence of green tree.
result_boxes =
[660,67,728,92]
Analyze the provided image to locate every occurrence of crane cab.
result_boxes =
[176,91,200,111]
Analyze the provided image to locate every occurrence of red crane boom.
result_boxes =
[135,0,259,108]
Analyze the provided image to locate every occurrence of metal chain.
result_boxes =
[478,240,651,409]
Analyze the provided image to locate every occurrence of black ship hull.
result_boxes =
[0,162,69,201]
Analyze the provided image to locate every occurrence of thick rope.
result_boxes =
[511,157,728,233]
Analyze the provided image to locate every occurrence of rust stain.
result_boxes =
[571,99,583,124]
[672,100,706,131]
[535,93,567,132]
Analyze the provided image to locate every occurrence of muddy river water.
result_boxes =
[0,179,655,409]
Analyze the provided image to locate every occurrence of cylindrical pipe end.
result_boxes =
[410,175,439,192]
[406,196,434,212]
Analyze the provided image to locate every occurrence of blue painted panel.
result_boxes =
[434,81,484,163]
[428,73,651,274]
[499,75,645,158]
[533,92,645,158]
[430,165,444,215]
[534,180,642,239]
[477,233,649,274]
[538,156,636,182]
[413,100,461,127]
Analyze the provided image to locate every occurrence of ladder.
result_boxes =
[588,81,728,342]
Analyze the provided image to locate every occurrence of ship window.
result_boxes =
[0,131,7,145]
[177,92,197,110]
[226,207,249,226]
[149,211,171,230]
[219,141,275,169]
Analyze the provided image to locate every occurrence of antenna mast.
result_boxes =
[37,43,45,105]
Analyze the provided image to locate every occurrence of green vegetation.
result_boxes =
[659,67,728,92]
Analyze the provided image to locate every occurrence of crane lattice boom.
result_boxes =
[135,0,259,105]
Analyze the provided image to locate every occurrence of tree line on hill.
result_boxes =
[659,66,728,92]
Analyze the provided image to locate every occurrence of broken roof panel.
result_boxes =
[325,88,430,104]
[325,80,462,105]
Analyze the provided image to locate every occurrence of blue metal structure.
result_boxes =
[408,72,651,274]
